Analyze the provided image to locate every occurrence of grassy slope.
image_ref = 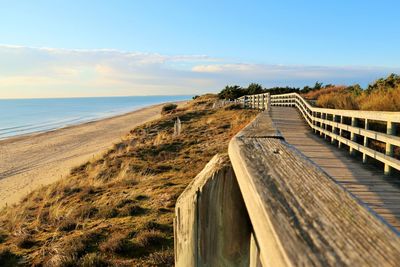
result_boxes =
[0,95,258,266]
[302,74,400,111]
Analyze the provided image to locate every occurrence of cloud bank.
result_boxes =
[0,45,399,98]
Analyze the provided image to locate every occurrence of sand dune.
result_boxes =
[0,103,175,207]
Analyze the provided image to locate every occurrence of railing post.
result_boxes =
[338,116,343,149]
[261,94,264,110]
[363,119,369,164]
[320,113,325,137]
[350,117,357,156]
[384,121,395,175]
[332,115,339,145]
[324,114,328,139]
[312,112,316,133]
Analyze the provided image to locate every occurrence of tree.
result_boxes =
[246,83,264,95]
[314,81,323,90]
[218,85,244,100]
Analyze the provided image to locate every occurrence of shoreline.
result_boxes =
[0,101,186,208]
[0,100,184,144]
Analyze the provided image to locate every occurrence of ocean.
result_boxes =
[0,95,191,140]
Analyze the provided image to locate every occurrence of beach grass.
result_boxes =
[0,94,258,266]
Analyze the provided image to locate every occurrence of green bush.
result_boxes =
[161,104,178,114]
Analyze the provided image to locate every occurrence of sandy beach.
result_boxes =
[0,103,177,208]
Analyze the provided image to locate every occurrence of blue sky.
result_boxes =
[0,1,399,98]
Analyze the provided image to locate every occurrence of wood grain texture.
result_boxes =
[271,106,400,231]
[229,111,400,266]
[174,154,252,267]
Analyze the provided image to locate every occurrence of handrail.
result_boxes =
[237,92,400,175]
[228,111,400,266]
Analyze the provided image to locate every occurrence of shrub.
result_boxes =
[161,104,178,115]
[135,229,165,247]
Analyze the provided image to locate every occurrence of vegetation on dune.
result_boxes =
[217,74,400,112]
[0,94,258,266]
[218,83,301,100]
[160,103,178,115]
[310,74,400,111]
[217,82,329,100]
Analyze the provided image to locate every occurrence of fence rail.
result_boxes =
[238,92,400,175]
[175,106,400,267]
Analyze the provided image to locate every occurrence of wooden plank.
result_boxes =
[229,112,400,266]
[271,107,400,230]
[174,154,252,267]
[237,110,282,138]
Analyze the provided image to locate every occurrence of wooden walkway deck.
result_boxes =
[271,106,400,232]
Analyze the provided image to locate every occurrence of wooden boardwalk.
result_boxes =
[271,106,400,232]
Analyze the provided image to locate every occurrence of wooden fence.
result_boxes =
[238,92,400,175]
[175,111,400,267]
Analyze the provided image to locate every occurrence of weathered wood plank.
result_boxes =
[229,112,400,266]
[174,154,252,267]
[271,107,400,230]
[237,111,282,139]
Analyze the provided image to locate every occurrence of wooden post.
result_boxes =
[312,112,316,133]
[350,117,357,156]
[267,93,271,112]
[363,119,369,164]
[332,115,338,145]
[320,113,325,137]
[324,114,328,139]
[174,154,251,267]
[384,121,395,175]
[338,116,343,149]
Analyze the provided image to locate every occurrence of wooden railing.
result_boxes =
[237,93,271,110]
[239,92,400,175]
[175,111,400,267]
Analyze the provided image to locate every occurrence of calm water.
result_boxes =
[0,95,191,140]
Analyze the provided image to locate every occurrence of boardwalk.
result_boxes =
[271,106,400,232]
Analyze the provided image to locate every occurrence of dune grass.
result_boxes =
[0,95,258,266]
[301,75,400,161]
[304,74,400,111]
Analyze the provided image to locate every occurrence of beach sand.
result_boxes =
[0,102,180,208]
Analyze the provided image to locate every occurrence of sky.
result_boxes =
[0,0,400,98]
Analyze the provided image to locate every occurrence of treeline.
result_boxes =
[218,74,400,111]
[218,82,326,100]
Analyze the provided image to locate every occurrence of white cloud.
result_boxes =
[0,45,399,98]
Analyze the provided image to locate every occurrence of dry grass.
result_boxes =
[302,86,347,100]
[357,87,400,111]
[316,90,359,110]
[315,87,400,111]
[306,75,400,111]
[0,95,258,266]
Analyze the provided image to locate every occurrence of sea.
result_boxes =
[0,95,191,140]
